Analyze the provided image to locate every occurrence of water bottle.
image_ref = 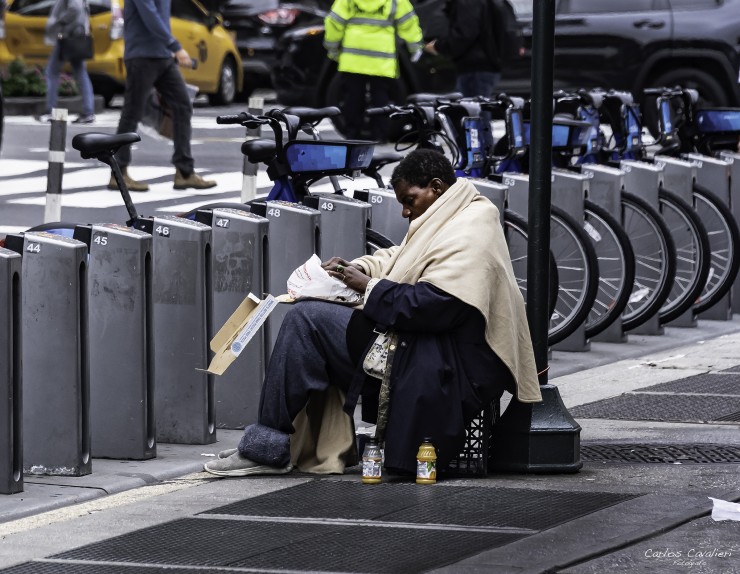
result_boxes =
[416,437,437,484]
[361,438,382,484]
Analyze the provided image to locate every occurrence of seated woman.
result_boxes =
[204,148,541,478]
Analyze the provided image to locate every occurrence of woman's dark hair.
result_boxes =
[389,149,456,189]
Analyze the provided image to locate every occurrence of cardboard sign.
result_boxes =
[205,293,281,375]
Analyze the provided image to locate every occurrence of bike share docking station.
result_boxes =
[72,223,156,460]
[684,152,734,321]
[504,169,592,352]
[304,194,371,261]
[195,207,269,430]
[354,188,407,246]
[580,164,630,341]
[471,179,507,225]
[0,247,22,493]
[718,150,740,315]
[131,216,216,445]
[652,156,700,327]
[4,232,91,476]
[249,200,321,355]
[620,160,665,336]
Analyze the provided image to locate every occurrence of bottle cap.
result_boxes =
[422,436,432,443]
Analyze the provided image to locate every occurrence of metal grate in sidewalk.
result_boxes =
[581,443,740,463]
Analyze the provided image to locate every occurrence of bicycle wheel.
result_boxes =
[365,227,395,254]
[657,189,711,324]
[503,210,559,325]
[548,205,600,345]
[583,200,636,338]
[691,184,740,314]
[620,192,676,331]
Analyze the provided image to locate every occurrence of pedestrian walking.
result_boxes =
[324,0,424,142]
[39,0,96,124]
[424,0,522,98]
[203,149,541,479]
[108,0,216,192]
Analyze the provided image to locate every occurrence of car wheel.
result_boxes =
[324,72,409,141]
[208,57,238,106]
[648,67,728,107]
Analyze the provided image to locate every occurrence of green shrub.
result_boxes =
[0,57,79,97]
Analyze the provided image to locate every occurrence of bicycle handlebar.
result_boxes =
[216,112,267,127]
[366,105,403,116]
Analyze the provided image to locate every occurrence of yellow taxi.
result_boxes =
[0,0,243,105]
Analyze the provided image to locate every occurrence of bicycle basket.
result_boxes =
[284,140,375,176]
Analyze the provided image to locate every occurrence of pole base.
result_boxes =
[489,384,582,473]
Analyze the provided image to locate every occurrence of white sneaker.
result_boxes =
[203,451,293,477]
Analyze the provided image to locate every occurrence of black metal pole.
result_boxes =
[489,0,582,473]
[527,0,554,378]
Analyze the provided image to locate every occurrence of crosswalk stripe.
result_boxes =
[0,159,85,176]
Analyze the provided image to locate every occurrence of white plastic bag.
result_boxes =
[286,254,362,303]
[709,497,740,521]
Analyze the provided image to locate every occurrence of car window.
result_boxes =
[558,0,666,13]
[669,0,720,9]
[9,0,110,15]
[172,0,206,24]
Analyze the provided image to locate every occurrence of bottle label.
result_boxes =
[363,458,382,478]
[417,459,436,479]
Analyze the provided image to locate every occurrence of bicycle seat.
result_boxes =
[407,92,463,105]
[241,139,277,163]
[72,132,141,159]
[282,106,341,124]
[368,150,403,170]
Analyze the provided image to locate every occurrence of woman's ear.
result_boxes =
[431,178,444,195]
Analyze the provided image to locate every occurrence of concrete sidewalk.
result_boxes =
[0,317,739,572]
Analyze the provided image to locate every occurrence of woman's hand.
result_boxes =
[321,257,371,293]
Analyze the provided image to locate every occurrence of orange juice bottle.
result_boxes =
[416,438,437,484]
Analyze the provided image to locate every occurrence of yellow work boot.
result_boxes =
[174,169,217,190]
[107,168,150,192]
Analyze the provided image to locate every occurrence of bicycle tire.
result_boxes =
[657,189,711,324]
[692,184,740,314]
[502,210,559,326]
[620,192,676,331]
[583,200,636,338]
[365,227,396,254]
[177,202,250,220]
[547,205,600,345]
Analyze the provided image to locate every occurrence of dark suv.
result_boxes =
[272,0,740,112]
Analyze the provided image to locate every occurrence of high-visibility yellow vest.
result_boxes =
[324,0,423,78]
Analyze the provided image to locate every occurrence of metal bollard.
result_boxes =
[44,108,68,224]
[250,200,320,355]
[241,96,264,203]
[0,248,23,493]
[74,223,156,459]
[353,188,406,245]
[5,232,91,476]
[303,194,371,261]
[195,207,269,429]
[132,216,215,445]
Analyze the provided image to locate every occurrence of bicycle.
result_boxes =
[642,86,740,315]
[366,96,584,345]
[183,106,396,255]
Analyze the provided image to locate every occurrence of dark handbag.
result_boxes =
[58,32,94,61]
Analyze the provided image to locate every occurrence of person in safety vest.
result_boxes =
[324,0,424,141]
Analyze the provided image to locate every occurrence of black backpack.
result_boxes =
[483,0,524,67]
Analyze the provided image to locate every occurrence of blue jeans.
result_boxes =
[44,43,95,116]
[455,71,501,98]
[115,57,194,175]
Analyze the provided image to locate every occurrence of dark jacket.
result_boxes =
[352,280,515,474]
[434,0,500,74]
[123,0,182,60]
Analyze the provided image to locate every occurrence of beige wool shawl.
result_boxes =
[353,178,541,403]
